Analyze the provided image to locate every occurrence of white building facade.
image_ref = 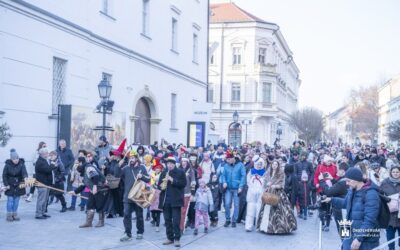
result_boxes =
[378,75,400,145]
[208,2,300,147]
[0,0,210,172]
[323,106,353,144]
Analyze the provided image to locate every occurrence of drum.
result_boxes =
[128,180,156,208]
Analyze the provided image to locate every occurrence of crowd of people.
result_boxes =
[2,136,400,250]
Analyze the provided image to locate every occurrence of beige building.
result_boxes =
[208,2,300,147]
[323,106,353,144]
[378,75,400,145]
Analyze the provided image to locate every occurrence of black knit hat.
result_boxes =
[344,168,363,182]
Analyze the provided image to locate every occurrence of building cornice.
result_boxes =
[3,0,207,88]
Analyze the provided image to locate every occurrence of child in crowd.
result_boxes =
[207,174,220,227]
[194,179,214,235]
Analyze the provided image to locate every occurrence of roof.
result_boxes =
[210,3,269,24]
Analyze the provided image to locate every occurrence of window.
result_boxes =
[258,48,266,64]
[231,83,240,102]
[262,82,272,103]
[171,93,177,128]
[171,18,178,51]
[52,57,67,114]
[193,33,198,63]
[142,0,149,35]
[102,72,112,83]
[232,47,241,65]
[207,84,214,103]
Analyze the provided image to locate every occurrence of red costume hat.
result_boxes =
[225,150,234,159]
[152,157,163,171]
[110,138,127,157]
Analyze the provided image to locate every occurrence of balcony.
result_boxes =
[254,63,277,74]
[220,101,276,111]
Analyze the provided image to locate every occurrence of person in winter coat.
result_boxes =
[212,146,225,171]
[26,141,47,202]
[95,136,112,169]
[35,148,58,219]
[323,168,380,250]
[221,151,246,228]
[207,174,220,227]
[119,153,150,242]
[199,152,215,184]
[295,152,314,219]
[369,162,389,186]
[257,160,297,234]
[369,148,386,168]
[69,157,109,228]
[314,155,338,193]
[179,157,196,233]
[193,179,214,235]
[3,149,28,221]
[149,162,163,232]
[245,157,266,232]
[103,151,124,218]
[284,163,298,209]
[323,162,349,235]
[158,156,186,248]
[187,153,201,229]
[48,151,68,213]
[56,139,75,192]
[379,165,400,250]
[386,152,399,170]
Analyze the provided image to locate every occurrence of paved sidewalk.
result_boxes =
[0,197,343,250]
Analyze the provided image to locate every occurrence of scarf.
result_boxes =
[389,176,400,184]
[251,168,266,177]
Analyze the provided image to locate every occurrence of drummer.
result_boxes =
[119,150,150,242]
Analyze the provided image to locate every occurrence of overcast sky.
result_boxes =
[227,0,400,114]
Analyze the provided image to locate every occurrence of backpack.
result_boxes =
[361,190,390,229]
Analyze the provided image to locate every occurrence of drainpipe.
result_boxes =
[219,23,225,110]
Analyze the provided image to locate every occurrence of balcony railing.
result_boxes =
[254,63,277,74]
[219,101,276,111]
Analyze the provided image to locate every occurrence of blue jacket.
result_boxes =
[332,181,380,247]
[221,161,246,190]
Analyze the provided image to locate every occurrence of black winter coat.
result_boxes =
[284,172,299,207]
[207,181,221,207]
[380,178,400,228]
[35,156,56,186]
[2,159,28,196]
[158,167,186,209]
[56,147,75,172]
[295,160,313,182]
[51,157,65,184]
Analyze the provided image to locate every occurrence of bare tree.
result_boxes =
[289,107,324,144]
[387,121,400,143]
[0,123,12,147]
[347,85,378,142]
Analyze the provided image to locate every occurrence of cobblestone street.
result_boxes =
[0,198,341,250]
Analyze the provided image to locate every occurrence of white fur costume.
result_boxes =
[245,157,265,231]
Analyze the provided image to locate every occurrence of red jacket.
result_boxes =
[313,163,338,193]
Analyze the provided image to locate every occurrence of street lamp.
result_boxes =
[97,77,113,137]
[233,110,239,147]
[276,122,282,142]
[242,119,252,143]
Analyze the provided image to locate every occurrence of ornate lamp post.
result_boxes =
[276,122,282,142]
[233,110,239,147]
[97,77,113,137]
